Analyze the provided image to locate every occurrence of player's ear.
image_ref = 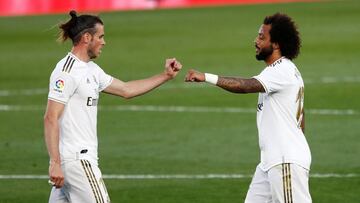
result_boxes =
[272,42,280,50]
[82,32,92,44]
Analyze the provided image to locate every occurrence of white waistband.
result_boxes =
[60,150,98,165]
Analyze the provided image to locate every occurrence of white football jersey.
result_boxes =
[48,53,113,164]
[253,57,311,171]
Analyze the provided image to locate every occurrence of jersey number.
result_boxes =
[296,87,304,128]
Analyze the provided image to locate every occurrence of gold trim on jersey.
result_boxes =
[48,97,66,105]
[296,87,304,128]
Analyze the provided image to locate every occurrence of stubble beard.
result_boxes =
[87,48,97,59]
[256,45,273,61]
[87,39,99,59]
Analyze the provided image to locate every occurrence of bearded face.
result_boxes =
[254,24,275,61]
[87,23,105,60]
[255,44,274,61]
[87,44,97,59]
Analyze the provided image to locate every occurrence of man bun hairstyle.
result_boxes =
[58,10,103,45]
[264,13,301,60]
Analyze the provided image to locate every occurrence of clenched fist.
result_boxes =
[185,69,205,82]
[165,58,182,78]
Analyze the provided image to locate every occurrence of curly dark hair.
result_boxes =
[263,13,301,60]
[58,10,103,45]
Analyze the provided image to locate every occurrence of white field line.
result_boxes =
[0,88,48,97]
[0,173,358,180]
[0,76,360,97]
[311,76,360,84]
[0,104,358,116]
[0,105,359,116]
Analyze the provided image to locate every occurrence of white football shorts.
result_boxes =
[245,163,311,203]
[49,159,110,203]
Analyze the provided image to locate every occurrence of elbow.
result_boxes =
[240,85,256,93]
[121,90,136,99]
[43,114,51,125]
[108,84,135,99]
[233,84,251,94]
[120,87,141,99]
[124,94,141,99]
[242,89,252,94]
[237,86,257,94]
[107,89,134,99]
[229,88,250,94]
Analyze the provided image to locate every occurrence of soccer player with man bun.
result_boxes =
[44,10,182,203]
[185,13,312,203]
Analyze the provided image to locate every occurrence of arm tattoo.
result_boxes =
[217,77,265,93]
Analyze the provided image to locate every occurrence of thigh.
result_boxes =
[245,164,272,203]
[63,159,110,203]
[268,163,312,203]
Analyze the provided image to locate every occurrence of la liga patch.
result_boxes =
[54,79,65,93]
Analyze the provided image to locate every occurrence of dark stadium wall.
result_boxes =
[0,0,314,16]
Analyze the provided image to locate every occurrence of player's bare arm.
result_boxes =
[185,69,265,93]
[217,77,265,93]
[104,58,182,99]
[44,100,65,188]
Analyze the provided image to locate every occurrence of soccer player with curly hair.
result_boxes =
[185,13,311,203]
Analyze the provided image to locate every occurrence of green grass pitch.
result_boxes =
[0,0,359,202]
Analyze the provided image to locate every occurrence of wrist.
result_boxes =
[205,73,218,85]
[49,159,61,165]
[163,71,173,80]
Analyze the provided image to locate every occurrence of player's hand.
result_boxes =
[164,58,182,79]
[185,69,205,82]
[49,161,64,188]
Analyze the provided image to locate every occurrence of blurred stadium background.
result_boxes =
[0,0,359,202]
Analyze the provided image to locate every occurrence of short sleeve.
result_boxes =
[253,66,291,93]
[97,67,113,92]
[48,71,77,104]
